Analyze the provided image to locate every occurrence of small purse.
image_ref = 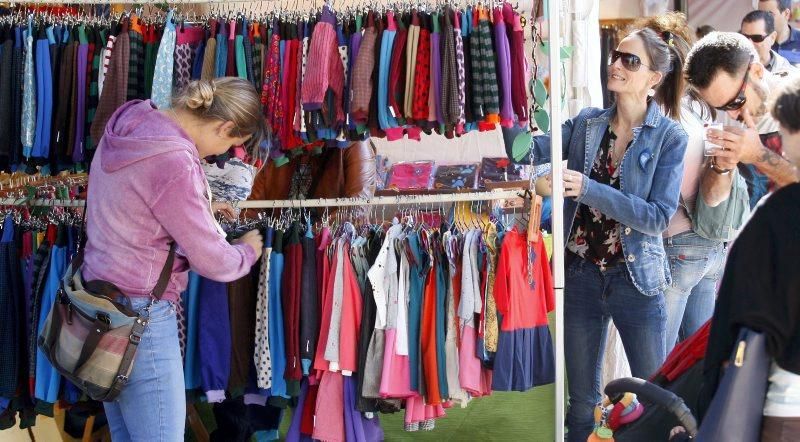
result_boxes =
[386,161,435,191]
[433,164,479,190]
[479,157,523,187]
[696,327,770,442]
[38,210,175,402]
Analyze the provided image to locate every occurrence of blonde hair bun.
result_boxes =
[183,80,216,110]
[170,77,265,159]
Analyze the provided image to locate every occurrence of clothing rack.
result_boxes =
[0,189,525,208]
[3,1,569,439]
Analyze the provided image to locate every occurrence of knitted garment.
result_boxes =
[439,10,459,126]
[86,31,103,150]
[98,34,116,97]
[91,22,129,144]
[411,27,431,121]
[350,21,377,124]
[301,8,345,125]
[261,31,283,147]
[201,37,217,81]
[173,43,192,93]
[21,33,36,157]
[404,18,420,119]
[478,11,500,116]
[254,246,272,389]
[0,39,12,157]
[127,26,144,100]
[243,26,255,86]
[454,19,466,128]
[177,300,187,358]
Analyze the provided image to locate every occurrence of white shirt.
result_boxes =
[764,361,800,417]
[396,241,411,356]
[367,223,403,330]
[767,50,799,77]
[665,99,708,237]
[459,230,478,325]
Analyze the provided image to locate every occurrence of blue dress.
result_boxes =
[35,234,66,403]
[265,230,288,399]
[406,233,425,392]
[183,272,202,390]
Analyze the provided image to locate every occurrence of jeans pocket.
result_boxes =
[146,301,176,323]
[668,253,709,289]
[706,244,727,281]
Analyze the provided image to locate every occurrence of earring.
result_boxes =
[647,88,656,97]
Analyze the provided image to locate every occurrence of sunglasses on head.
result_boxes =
[609,50,652,72]
[740,32,770,43]
[714,55,754,111]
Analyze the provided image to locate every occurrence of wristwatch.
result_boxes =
[709,157,733,175]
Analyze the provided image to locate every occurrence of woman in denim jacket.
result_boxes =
[506,28,688,442]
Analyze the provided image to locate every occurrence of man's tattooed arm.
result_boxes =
[754,148,799,188]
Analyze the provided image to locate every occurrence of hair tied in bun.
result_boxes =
[185,80,216,110]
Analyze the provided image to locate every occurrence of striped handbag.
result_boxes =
[37,242,175,402]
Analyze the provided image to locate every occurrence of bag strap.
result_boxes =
[70,202,90,271]
[151,244,176,300]
[103,318,148,401]
[73,314,111,373]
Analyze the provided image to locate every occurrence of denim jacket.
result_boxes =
[511,101,688,296]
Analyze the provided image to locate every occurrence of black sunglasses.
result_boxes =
[740,32,769,43]
[609,50,652,72]
[714,56,754,111]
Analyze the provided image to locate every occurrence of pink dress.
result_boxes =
[312,371,345,442]
[313,245,336,375]
[379,245,416,398]
[405,395,446,425]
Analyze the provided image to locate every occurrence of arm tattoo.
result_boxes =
[757,149,785,167]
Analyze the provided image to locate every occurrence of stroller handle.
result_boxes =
[604,377,698,437]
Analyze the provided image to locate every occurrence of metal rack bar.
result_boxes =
[4,0,276,4]
[548,0,567,440]
[0,198,86,207]
[0,189,524,208]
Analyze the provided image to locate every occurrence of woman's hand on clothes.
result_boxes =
[563,169,585,199]
[211,201,236,221]
[233,229,264,260]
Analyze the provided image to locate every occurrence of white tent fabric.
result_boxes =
[687,0,755,33]
[569,0,604,114]
[642,0,670,16]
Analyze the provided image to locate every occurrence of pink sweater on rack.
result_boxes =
[300,6,344,124]
[82,100,256,303]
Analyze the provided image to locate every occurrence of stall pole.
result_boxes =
[546,0,566,440]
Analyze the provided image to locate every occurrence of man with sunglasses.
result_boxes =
[759,0,800,65]
[685,32,799,209]
[741,10,797,76]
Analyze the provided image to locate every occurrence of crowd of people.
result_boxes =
[509,2,800,440]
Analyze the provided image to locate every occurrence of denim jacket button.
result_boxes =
[627,254,635,262]
[624,227,632,235]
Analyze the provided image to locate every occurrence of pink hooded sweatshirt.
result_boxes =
[82,100,256,303]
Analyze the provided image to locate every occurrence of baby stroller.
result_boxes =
[598,323,711,441]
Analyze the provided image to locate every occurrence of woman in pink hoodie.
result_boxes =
[82,78,264,441]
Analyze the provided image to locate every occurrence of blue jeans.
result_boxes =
[663,231,726,353]
[103,298,185,442]
[564,255,666,442]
